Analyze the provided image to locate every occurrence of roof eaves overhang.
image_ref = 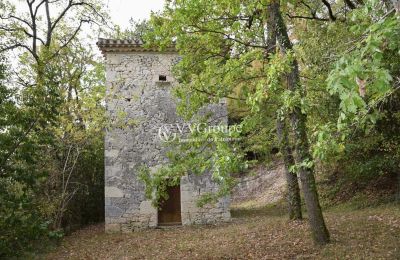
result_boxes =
[96,38,177,55]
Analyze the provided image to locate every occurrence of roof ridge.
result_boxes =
[96,38,176,55]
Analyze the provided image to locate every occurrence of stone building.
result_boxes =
[97,39,231,232]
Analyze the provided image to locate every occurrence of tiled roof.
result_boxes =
[96,38,176,55]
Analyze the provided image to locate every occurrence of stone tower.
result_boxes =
[97,39,231,232]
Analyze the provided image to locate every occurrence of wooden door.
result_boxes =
[158,185,182,226]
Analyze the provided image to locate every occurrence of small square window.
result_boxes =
[159,75,167,81]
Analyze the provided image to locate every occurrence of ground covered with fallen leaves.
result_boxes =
[43,203,400,259]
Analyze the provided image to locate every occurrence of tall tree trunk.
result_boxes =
[396,169,400,202]
[276,116,302,219]
[266,0,302,220]
[270,2,330,245]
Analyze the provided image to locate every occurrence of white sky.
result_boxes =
[12,0,165,29]
[106,0,165,29]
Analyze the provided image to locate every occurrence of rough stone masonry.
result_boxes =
[97,39,231,232]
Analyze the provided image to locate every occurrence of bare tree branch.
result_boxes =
[49,18,90,59]
[300,0,314,12]
[0,14,32,29]
[34,0,47,16]
[0,25,46,45]
[0,43,37,59]
[45,0,52,46]
[321,0,337,20]
[286,13,329,21]
[192,87,246,101]
[187,25,275,50]
[26,0,38,58]
[344,0,357,9]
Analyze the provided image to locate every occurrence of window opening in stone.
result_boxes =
[159,75,167,81]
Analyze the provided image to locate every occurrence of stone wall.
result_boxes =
[103,50,230,232]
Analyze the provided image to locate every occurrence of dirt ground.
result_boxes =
[43,203,400,260]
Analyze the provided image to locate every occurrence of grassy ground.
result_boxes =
[41,202,400,260]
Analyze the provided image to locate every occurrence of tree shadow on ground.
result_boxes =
[231,201,289,218]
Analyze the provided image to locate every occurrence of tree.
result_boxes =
[325,1,400,201]
[266,0,302,220]
[0,0,108,174]
[276,116,302,219]
[0,0,107,60]
[269,0,330,244]
[143,0,332,242]
[288,0,400,204]
[0,0,108,255]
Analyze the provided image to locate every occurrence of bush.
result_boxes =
[0,178,49,257]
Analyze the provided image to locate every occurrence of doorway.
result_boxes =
[158,184,182,226]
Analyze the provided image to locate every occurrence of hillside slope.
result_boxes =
[232,163,286,209]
